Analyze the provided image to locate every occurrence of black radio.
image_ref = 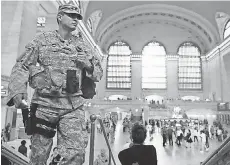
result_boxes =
[21,102,37,135]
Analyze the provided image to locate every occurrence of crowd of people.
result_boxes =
[147,119,229,153]
[90,116,230,165]
[93,122,158,165]
[95,116,117,144]
[2,116,229,165]
[122,117,132,132]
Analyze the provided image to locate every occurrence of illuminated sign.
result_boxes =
[217,102,230,111]
[37,17,46,27]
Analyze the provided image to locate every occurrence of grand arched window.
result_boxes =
[107,41,132,89]
[224,20,230,39]
[142,41,167,89]
[178,42,202,90]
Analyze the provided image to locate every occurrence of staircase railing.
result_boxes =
[89,114,117,165]
[1,143,29,165]
[2,114,118,165]
[201,136,230,165]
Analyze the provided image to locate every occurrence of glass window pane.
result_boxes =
[178,42,202,90]
[107,41,132,89]
[142,41,167,89]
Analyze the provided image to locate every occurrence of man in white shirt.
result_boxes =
[193,128,199,142]
[176,129,183,146]
[217,128,223,142]
[200,131,206,152]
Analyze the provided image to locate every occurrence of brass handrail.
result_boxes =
[2,114,117,165]
[98,117,117,165]
[89,114,117,165]
[201,136,230,165]
[89,114,97,165]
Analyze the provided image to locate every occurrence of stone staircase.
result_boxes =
[1,143,29,165]
[201,136,230,165]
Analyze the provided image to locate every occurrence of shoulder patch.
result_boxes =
[41,31,56,38]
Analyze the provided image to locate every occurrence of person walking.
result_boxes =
[204,127,210,151]
[176,128,183,146]
[167,126,174,146]
[94,149,109,165]
[110,125,115,143]
[185,129,193,148]
[217,127,223,142]
[200,130,206,152]
[156,120,160,133]
[6,3,103,165]
[210,125,215,139]
[162,126,167,147]
[193,127,199,142]
[4,123,11,142]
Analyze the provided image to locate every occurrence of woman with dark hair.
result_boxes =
[18,140,27,157]
[185,129,193,148]
[118,123,158,165]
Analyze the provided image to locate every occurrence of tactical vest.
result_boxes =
[29,32,83,97]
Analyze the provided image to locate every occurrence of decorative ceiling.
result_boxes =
[38,1,230,54]
[85,1,230,54]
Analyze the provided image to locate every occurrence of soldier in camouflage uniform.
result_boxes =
[7,4,103,165]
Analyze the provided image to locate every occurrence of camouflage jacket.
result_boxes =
[7,30,103,109]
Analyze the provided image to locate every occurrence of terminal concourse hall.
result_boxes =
[1,1,230,165]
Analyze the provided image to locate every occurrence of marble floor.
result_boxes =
[6,120,224,165]
[83,121,221,165]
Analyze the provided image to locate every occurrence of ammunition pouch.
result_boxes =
[22,103,57,138]
[81,68,96,99]
[66,70,79,94]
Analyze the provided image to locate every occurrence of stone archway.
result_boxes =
[96,3,219,52]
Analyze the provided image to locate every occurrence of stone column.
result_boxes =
[1,1,24,76]
[143,106,149,123]
[166,56,178,98]
[2,1,39,100]
[19,1,40,101]
[131,56,142,100]
[18,1,39,56]
[1,2,39,140]
[202,58,210,99]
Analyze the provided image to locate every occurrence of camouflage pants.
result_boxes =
[29,105,88,165]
